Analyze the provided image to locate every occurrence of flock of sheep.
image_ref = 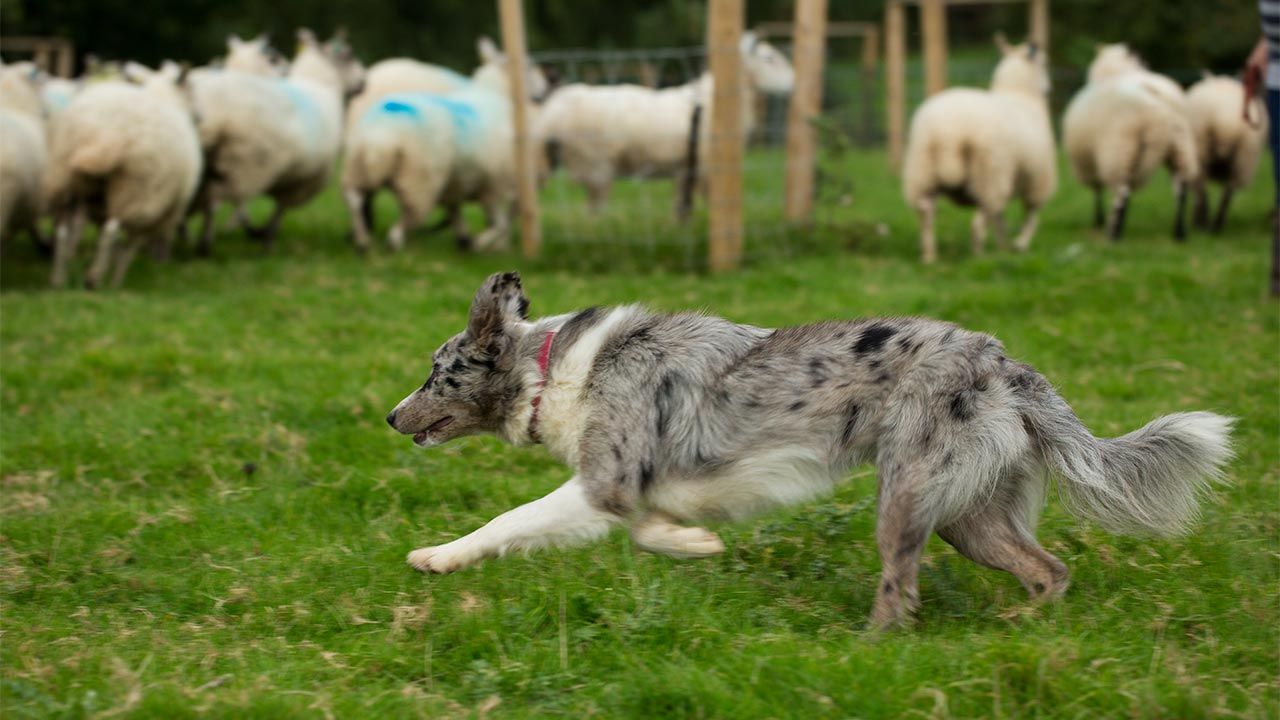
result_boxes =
[906,37,1267,263]
[0,28,1268,287]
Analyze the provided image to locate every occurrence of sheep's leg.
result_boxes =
[1211,187,1233,234]
[1192,181,1210,229]
[109,237,144,289]
[226,203,250,232]
[245,203,284,247]
[585,181,611,214]
[85,218,121,290]
[149,233,172,263]
[51,206,86,289]
[1107,185,1130,242]
[1092,187,1105,229]
[474,198,512,252]
[196,198,217,258]
[1013,207,1040,252]
[1172,180,1188,242]
[917,196,938,264]
[988,210,1006,252]
[345,188,373,254]
[361,192,375,235]
[969,212,987,255]
[448,206,473,250]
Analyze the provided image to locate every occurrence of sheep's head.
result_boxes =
[124,61,199,120]
[0,63,44,119]
[324,29,366,100]
[288,27,344,92]
[473,36,549,102]
[741,32,795,95]
[1087,43,1145,84]
[991,34,1049,97]
[225,33,280,76]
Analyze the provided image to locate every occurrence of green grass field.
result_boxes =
[2,149,1277,718]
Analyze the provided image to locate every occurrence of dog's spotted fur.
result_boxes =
[388,272,1234,629]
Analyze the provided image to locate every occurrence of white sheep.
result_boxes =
[534,32,794,213]
[1062,44,1198,240]
[188,28,345,252]
[901,37,1056,263]
[0,63,48,245]
[44,62,202,288]
[341,38,547,252]
[1186,73,1268,233]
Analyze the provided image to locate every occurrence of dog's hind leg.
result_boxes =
[407,475,619,574]
[630,511,725,559]
[935,473,1068,601]
[870,459,936,631]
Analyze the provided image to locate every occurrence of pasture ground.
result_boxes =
[2,149,1277,718]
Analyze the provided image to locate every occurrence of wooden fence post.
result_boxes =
[1029,0,1050,56]
[783,0,828,223]
[884,0,906,170]
[498,0,541,258]
[707,0,745,272]
[920,0,948,96]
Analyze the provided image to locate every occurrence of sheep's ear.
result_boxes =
[297,28,317,47]
[993,32,1011,54]
[477,36,502,63]
[228,34,244,49]
[740,31,761,54]
[122,61,152,84]
[467,271,529,360]
[254,33,268,47]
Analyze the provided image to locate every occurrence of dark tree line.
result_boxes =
[1,0,1260,77]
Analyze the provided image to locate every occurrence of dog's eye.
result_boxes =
[421,368,438,391]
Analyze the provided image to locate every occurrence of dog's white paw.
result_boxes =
[634,521,726,559]
[667,526,726,558]
[406,542,475,574]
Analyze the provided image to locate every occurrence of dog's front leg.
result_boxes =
[407,475,619,573]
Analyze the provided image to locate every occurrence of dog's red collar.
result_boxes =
[527,330,556,444]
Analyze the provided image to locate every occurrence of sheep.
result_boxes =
[0,63,48,245]
[225,33,285,76]
[44,62,202,289]
[901,37,1056,263]
[534,31,794,213]
[1186,73,1268,233]
[341,38,547,252]
[1062,44,1198,241]
[187,28,345,253]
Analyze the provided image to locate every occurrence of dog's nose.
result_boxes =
[385,410,398,427]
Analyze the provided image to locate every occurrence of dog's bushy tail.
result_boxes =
[1020,376,1233,536]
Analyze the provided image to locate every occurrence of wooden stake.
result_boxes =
[921,0,948,96]
[707,0,744,272]
[498,0,541,258]
[885,0,906,170]
[1029,0,1050,57]
[784,0,828,223]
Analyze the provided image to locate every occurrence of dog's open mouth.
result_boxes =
[413,416,454,444]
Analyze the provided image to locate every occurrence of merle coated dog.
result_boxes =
[387,272,1232,628]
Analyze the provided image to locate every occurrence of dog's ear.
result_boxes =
[467,271,529,361]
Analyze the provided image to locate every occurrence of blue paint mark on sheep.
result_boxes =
[365,93,485,148]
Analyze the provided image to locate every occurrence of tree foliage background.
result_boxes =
[2,0,1262,77]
